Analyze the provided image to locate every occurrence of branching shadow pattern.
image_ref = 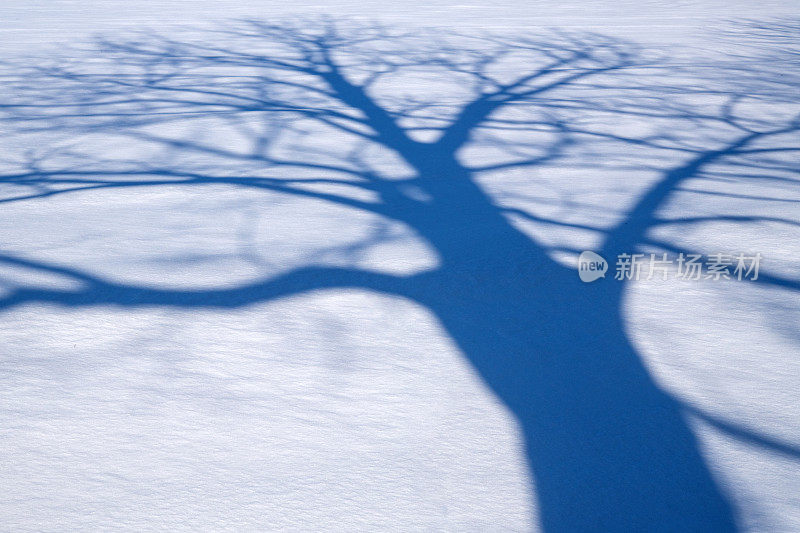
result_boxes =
[2,18,799,531]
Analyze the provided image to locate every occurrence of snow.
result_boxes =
[1,1,799,531]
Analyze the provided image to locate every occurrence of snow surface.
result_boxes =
[1,1,799,531]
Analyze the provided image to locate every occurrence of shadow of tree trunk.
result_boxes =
[395,155,737,530]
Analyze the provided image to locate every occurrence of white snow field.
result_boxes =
[1,2,799,532]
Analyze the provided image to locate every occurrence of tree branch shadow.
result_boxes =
[2,16,799,531]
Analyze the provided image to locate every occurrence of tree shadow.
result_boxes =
[1,17,799,531]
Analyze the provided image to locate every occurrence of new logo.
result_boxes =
[577,251,607,282]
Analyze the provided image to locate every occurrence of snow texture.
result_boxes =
[0,2,798,531]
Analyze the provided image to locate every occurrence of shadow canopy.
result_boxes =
[2,17,799,532]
